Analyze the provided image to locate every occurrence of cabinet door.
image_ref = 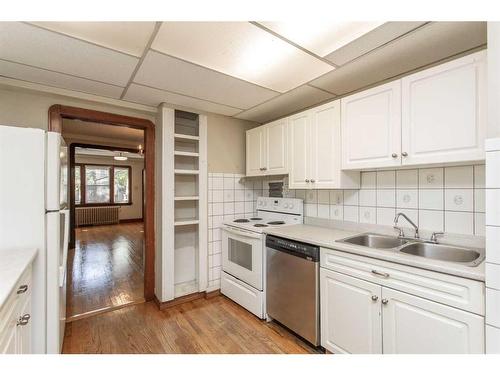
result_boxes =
[246,127,266,176]
[401,51,486,166]
[341,80,402,169]
[320,268,382,354]
[309,101,340,189]
[382,288,484,354]
[0,326,17,354]
[16,296,31,354]
[288,111,310,189]
[265,118,287,175]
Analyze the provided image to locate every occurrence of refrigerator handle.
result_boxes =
[59,209,70,288]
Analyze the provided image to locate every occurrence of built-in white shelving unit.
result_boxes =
[156,105,208,302]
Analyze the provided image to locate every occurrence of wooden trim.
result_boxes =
[66,298,146,323]
[50,105,155,301]
[119,218,144,224]
[153,290,220,310]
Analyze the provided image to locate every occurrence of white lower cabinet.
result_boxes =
[320,269,382,354]
[382,288,484,354]
[320,255,485,354]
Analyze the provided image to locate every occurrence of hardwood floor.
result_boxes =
[63,296,320,354]
[66,222,145,319]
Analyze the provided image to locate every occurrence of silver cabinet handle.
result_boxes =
[17,285,28,294]
[381,299,389,305]
[17,314,31,326]
[305,179,310,183]
[371,270,390,278]
[392,153,398,158]
[262,167,267,171]
[311,179,315,183]
[402,152,408,157]
[371,295,379,301]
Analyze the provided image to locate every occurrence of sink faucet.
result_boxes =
[394,212,420,239]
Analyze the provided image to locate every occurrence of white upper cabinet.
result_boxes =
[341,81,402,170]
[246,126,267,176]
[401,51,486,166]
[246,119,287,177]
[288,100,360,189]
[382,288,484,354]
[266,118,288,175]
[288,111,310,188]
[341,51,486,170]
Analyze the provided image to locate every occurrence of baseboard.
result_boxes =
[154,289,221,310]
[119,218,144,223]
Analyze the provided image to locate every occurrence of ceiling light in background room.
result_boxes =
[114,152,128,161]
[259,21,384,57]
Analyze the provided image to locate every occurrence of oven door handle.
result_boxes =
[222,226,262,239]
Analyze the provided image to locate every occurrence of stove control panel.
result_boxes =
[256,197,303,215]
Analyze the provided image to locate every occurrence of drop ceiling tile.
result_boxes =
[324,21,427,65]
[259,21,383,57]
[29,22,156,57]
[234,85,335,123]
[134,50,278,110]
[151,22,334,92]
[0,59,123,98]
[310,22,486,96]
[0,22,139,86]
[124,83,242,116]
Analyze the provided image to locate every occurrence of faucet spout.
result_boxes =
[394,212,420,239]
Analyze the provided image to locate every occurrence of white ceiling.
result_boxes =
[0,21,487,124]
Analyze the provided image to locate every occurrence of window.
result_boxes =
[75,164,131,206]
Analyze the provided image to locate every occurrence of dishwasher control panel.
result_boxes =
[266,235,319,261]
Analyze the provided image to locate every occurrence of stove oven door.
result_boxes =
[222,226,263,290]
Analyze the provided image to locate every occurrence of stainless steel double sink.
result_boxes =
[337,233,484,267]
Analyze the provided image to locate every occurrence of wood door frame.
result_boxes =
[49,105,155,301]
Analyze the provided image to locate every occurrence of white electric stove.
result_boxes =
[221,197,303,318]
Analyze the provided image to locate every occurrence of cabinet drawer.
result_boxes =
[0,265,32,336]
[321,248,484,315]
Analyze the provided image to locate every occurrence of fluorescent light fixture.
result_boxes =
[114,152,128,161]
[260,21,385,57]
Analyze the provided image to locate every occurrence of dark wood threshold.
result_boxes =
[119,218,144,224]
[66,298,146,322]
[154,289,221,310]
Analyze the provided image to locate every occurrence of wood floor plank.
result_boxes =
[67,222,145,318]
[63,296,320,354]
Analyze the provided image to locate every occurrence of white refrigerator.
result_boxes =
[0,125,69,354]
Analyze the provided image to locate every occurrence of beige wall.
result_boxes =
[75,154,144,220]
[206,113,259,174]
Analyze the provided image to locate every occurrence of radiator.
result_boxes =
[75,206,120,226]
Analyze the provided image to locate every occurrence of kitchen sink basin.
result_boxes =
[338,233,409,249]
[399,242,484,266]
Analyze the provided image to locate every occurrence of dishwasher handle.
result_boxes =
[266,235,320,261]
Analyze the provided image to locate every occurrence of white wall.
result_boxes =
[75,154,144,221]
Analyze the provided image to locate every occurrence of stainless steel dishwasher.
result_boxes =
[266,235,320,346]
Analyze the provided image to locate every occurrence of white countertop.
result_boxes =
[263,224,485,281]
[0,248,37,308]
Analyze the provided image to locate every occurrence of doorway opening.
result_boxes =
[48,105,155,321]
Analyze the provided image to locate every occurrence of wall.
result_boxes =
[75,154,144,221]
[206,113,259,174]
[284,165,486,237]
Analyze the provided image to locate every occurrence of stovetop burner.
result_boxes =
[267,220,285,225]
[233,219,250,223]
[250,217,262,221]
[254,224,268,227]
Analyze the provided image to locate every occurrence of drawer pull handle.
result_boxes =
[17,284,28,294]
[382,299,389,305]
[17,314,31,326]
[371,295,379,301]
[371,270,390,278]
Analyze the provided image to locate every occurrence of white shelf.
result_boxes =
[174,151,199,157]
[174,219,199,226]
[174,196,199,201]
[174,133,199,141]
[175,169,199,175]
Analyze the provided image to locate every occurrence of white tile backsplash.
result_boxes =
[418,168,444,189]
[359,189,376,206]
[330,190,343,205]
[396,189,418,209]
[444,189,473,212]
[344,190,359,206]
[419,210,444,232]
[377,207,396,226]
[359,206,376,224]
[418,189,444,210]
[445,211,474,235]
[361,171,377,189]
[317,190,330,204]
[330,205,343,220]
[344,206,359,222]
[376,171,396,189]
[445,165,474,188]
[376,189,396,208]
[396,169,418,188]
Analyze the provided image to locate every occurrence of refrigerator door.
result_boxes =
[46,209,69,353]
[46,132,68,211]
